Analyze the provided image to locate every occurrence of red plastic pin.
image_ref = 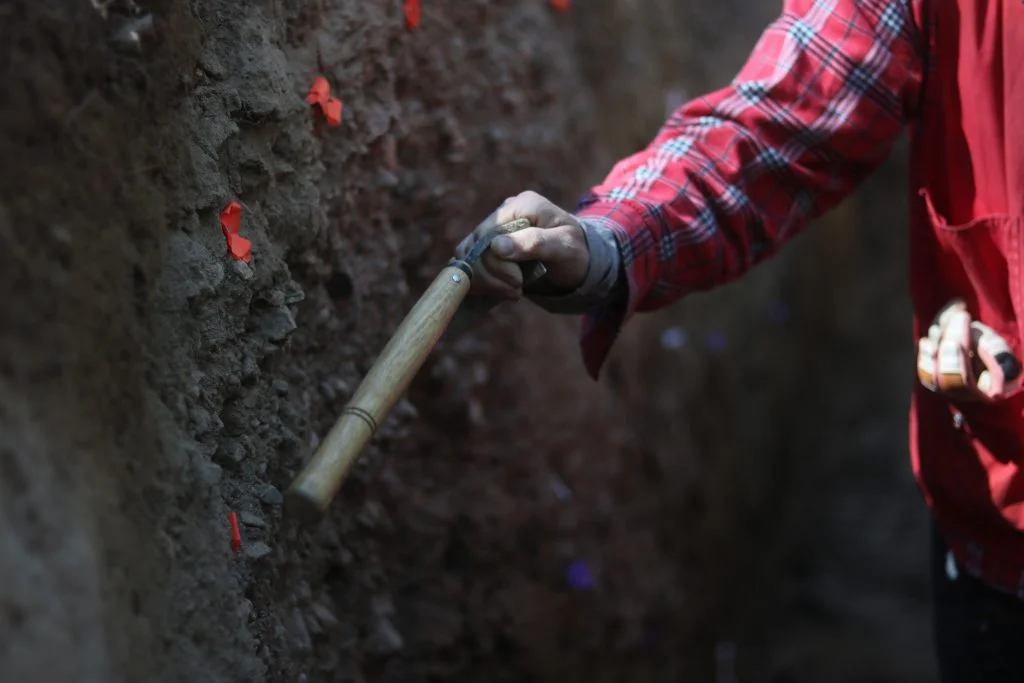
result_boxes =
[228,511,241,554]
[219,201,252,263]
[306,76,330,107]
[322,97,343,127]
[220,201,242,236]
[227,233,252,262]
[306,76,343,127]
[404,0,421,29]
[550,0,570,12]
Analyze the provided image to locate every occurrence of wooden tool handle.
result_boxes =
[285,265,471,523]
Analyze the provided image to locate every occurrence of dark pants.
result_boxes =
[931,525,1024,682]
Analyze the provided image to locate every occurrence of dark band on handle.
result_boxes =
[341,405,378,434]
[448,258,474,279]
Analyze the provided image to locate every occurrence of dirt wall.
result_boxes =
[1,1,934,683]
[1,1,672,682]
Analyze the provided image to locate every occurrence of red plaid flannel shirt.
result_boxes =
[576,0,925,378]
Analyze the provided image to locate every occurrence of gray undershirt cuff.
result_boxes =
[527,218,621,315]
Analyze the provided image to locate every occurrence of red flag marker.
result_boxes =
[322,97,343,127]
[219,202,252,263]
[226,234,252,262]
[220,201,242,236]
[306,76,343,127]
[307,76,330,106]
[228,511,241,554]
[404,0,421,29]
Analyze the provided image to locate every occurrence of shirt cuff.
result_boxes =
[526,218,622,315]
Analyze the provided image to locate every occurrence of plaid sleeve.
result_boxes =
[576,0,924,379]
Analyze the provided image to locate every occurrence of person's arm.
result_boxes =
[575,0,925,378]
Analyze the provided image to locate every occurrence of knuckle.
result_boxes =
[475,272,510,295]
[562,226,583,250]
[481,252,523,287]
[476,255,503,276]
[521,229,547,255]
[520,190,549,211]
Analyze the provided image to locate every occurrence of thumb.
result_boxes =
[489,226,576,261]
[489,234,518,258]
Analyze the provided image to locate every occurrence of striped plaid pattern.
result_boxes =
[576,0,926,378]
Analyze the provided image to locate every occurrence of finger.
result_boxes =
[460,201,524,261]
[971,322,1019,398]
[974,322,1022,382]
[917,336,939,391]
[469,263,521,301]
[461,220,522,300]
[493,190,572,229]
[480,250,524,289]
[935,299,968,330]
[489,225,582,262]
[464,191,555,255]
[972,322,1007,397]
[937,309,972,393]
